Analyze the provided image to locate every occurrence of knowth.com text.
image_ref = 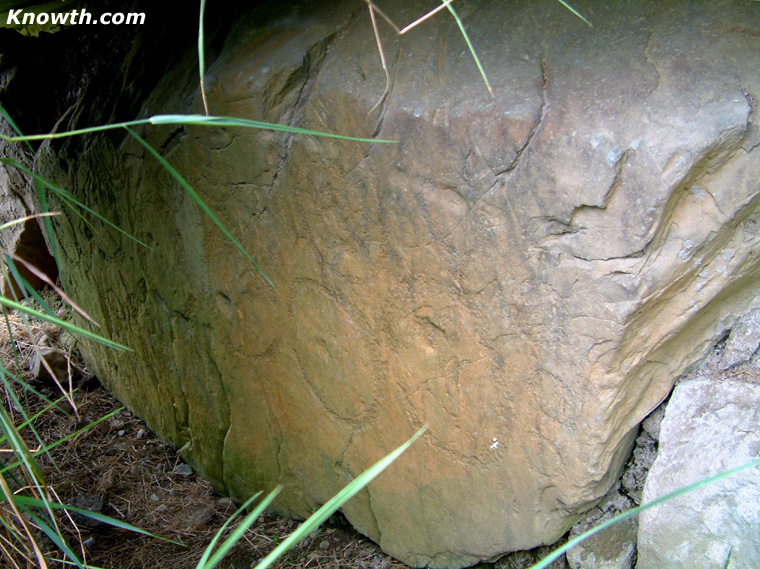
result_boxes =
[6,8,145,26]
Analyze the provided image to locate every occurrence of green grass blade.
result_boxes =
[0,114,396,144]
[124,126,277,290]
[5,494,184,545]
[148,115,397,143]
[0,118,151,142]
[0,394,72,443]
[0,402,64,548]
[0,364,63,414]
[0,297,130,351]
[0,403,44,483]
[60,561,106,569]
[553,0,593,27]
[200,489,281,569]
[0,309,25,387]
[3,255,55,314]
[0,366,61,469]
[197,491,265,569]
[0,407,123,474]
[724,545,733,569]
[255,425,427,569]
[45,181,151,249]
[528,457,760,569]
[11,427,67,552]
[0,104,33,152]
[25,509,85,569]
[443,2,493,97]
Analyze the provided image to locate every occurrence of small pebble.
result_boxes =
[82,537,96,548]
[156,504,168,512]
[136,428,147,439]
[217,497,235,508]
[150,494,159,502]
[130,465,140,476]
[319,540,330,550]
[117,430,126,437]
[172,463,193,477]
[71,493,103,528]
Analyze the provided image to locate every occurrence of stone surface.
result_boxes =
[567,520,636,569]
[637,378,760,569]
[621,430,658,506]
[566,483,636,569]
[494,543,569,569]
[70,492,103,529]
[719,306,760,371]
[640,406,666,442]
[30,344,69,385]
[0,119,57,297]
[7,1,760,567]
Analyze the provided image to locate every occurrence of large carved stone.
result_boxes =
[21,1,760,567]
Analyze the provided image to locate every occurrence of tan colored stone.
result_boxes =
[20,1,760,567]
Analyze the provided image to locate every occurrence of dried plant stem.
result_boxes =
[0,476,47,569]
[364,0,492,113]
[367,3,391,114]
[198,0,210,115]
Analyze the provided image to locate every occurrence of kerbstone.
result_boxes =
[17,1,760,567]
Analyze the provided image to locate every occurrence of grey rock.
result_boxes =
[70,493,103,528]
[567,520,636,569]
[720,307,760,371]
[184,504,214,529]
[567,484,636,569]
[637,378,760,569]
[172,463,193,478]
[30,346,69,385]
[494,543,569,569]
[641,406,666,442]
[621,431,658,505]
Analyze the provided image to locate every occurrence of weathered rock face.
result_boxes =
[17,1,760,567]
[637,378,760,568]
[0,120,57,296]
